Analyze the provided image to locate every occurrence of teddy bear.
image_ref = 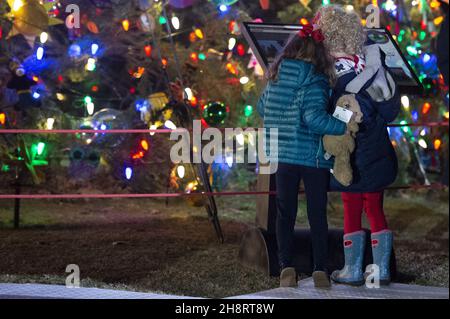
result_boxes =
[323,94,363,186]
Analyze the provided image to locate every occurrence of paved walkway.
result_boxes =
[0,278,448,299]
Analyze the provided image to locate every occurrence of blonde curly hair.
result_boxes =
[315,5,366,56]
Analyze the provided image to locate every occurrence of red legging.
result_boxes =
[342,191,388,234]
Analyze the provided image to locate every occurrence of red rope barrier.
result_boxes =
[0,183,444,199]
[0,122,448,135]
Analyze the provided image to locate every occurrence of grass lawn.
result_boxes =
[0,189,448,298]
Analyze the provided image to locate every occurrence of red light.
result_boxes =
[91,85,99,92]
[144,45,152,57]
[129,87,136,94]
[190,52,199,62]
[237,44,245,56]
[422,102,431,114]
[190,96,198,107]
[162,58,168,68]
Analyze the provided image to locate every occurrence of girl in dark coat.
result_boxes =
[316,5,401,286]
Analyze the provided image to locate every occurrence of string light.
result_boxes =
[46,118,55,130]
[36,142,46,156]
[125,167,133,180]
[418,139,428,149]
[239,76,249,84]
[401,95,410,109]
[195,28,204,39]
[36,47,44,60]
[434,139,442,150]
[171,16,180,30]
[177,165,185,179]
[228,37,237,51]
[144,45,152,57]
[86,58,96,71]
[164,120,177,130]
[91,43,99,55]
[40,32,49,44]
[422,102,431,114]
[141,140,149,151]
[12,0,23,12]
[122,19,130,31]
[244,105,253,117]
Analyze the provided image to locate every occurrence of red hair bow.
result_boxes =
[298,24,325,43]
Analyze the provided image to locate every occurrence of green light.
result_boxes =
[322,0,330,5]
[159,16,167,24]
[1,164,9,172]
[400,120,409,133]
[84,96,92,104]
[244,105,253,117]
[37,142,46,156]
[419,31,426,41]
[198,53,206,61]
[406,46,418,56]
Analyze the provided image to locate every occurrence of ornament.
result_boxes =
[6,0,63,38]
[202,101,228,126]
[91,108,128,147]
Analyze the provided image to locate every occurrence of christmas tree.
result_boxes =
[0,0,448,198]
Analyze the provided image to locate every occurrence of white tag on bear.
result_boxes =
[333,106,354,123]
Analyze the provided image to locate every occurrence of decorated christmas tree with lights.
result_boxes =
[0,0,448,196]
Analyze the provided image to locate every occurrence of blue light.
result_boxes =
[100,124,107,130]
[125,167,133,180]
[91,43,99,55]
[422,53,431,63]
[411,110,419,122]
[135,99,150,112]
[219,4,228,12]
[32,92,41,99]
[36,47,44,60]
[68,44,82,58]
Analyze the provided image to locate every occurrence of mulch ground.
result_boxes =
[0,192,448,297]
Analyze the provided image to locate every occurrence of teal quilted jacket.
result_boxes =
[257,59,346,168]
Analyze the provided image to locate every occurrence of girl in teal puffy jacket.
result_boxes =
[257,26,349,288]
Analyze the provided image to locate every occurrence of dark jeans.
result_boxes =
[275,163,330,271]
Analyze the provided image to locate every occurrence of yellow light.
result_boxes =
[12,0,24,12]
[444,111,449,119]
[32,76,39,82]
[122,19,130,31]
[300,18,308,25]
[434,16,444,26]
[56,93,66,101]
[195,28,204,39]
[141,140,149,151]
[361,19,367,26]
[434,139,442,150]
[430,0,441,9]
[0,113,5,125]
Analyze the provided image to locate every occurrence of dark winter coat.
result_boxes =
[329,50,401,192]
